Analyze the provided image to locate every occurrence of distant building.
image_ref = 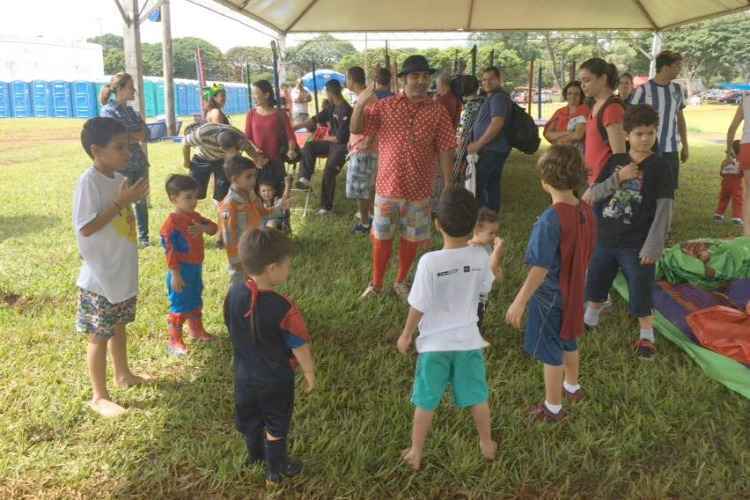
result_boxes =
[0,36,104,81]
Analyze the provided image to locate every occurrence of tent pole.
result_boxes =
[251,64,253,109]
[537,64,543,120]
[527,59,534,114]
[312,61,319,116]
[649,32,662,79]
[489,49,495,68]
[161,0,176,135]
[271,41,282,111]
[471,45,477,77]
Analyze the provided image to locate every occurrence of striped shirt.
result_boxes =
[629,80,685,153]
[184,123,249,161]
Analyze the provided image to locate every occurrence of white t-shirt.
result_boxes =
[291,88,310,115]
[73,167,139,304]
[408,246,494,353]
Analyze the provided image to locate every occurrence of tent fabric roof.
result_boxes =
[212,0,750,34]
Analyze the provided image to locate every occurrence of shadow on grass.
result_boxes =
[0,215,60,244]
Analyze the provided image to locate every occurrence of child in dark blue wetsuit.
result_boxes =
[506,145,596,423]
[160,174,218,356]
[224,228,315,485]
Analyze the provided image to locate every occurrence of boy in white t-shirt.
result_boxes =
[73,117,150,418]
[397,187,499,471]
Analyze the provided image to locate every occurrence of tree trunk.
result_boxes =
[543,33,562,90]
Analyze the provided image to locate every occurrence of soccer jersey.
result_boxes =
[630,80,686,153]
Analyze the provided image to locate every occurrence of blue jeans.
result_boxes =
[476,150,510,212]
[586,244,655,318]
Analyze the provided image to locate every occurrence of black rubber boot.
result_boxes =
[244,430,264,465]
[264,437,303,484]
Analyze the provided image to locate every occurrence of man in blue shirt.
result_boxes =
[467,67,510,212]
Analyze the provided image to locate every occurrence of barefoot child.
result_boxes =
[74,117,150,417]
[583,105,675,360]
[224,228,315,484]
[468,208,505,334]
[397,187,498,471]
[219,156,289,286]
[714,140,744,225]
[160,174,219,356]
[505,145,596,422]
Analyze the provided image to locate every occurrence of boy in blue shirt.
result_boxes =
[397,187,500,471]
[506,145,596,422]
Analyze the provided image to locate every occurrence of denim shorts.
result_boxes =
[586,245,655,318]
[411,350,489,411]
[76,289,137,339]
[524,289,578,366]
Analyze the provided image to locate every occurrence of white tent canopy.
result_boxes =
[212,0,750,34]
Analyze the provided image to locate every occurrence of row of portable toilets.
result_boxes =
[0,80,251,119]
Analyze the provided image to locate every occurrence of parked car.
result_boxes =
[718,91,743,104]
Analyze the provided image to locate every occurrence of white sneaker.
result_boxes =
[732,217,743,225]
[360,283,383,300]
[316,208,331,216]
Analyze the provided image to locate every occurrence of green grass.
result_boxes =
[1,109,749,499]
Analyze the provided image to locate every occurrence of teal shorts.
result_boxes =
[411,350,489,411]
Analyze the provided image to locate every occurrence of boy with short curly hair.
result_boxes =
[506,145,596,422]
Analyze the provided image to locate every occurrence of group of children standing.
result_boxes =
[73,90,676,481]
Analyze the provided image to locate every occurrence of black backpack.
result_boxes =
[500,91,540,154]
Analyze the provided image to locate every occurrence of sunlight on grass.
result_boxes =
[0,113,748,498]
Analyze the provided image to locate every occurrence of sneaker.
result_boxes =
[529,403,565,423]
[316,208,331,216]
[168,339,188,356]
[295,178,310,190]
[359,283,383,300]
[392,282,410,302]
[713,214,725,223]
[352,223,371,235]
[732,217,743,225]
[633,339,656,360]
[563,387,585,402]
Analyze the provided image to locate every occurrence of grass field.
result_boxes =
[1,107,749,499]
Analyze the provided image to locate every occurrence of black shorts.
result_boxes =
[235,379,295,439]
[190,155,229,201]
[660,151,680,190]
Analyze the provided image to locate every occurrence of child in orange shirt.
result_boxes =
[219,156,289,285]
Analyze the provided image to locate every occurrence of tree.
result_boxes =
[173,37,230,80]
[664,13,750,91]
[142,43,163,77]
[225,46,273,81]
[89,34,125,75]
[286,34,357,75]
[87,34,123,51]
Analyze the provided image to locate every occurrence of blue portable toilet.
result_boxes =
[0,82,11,118]
[143,80,157,118]
[176,83,188,116]
[187,84,200,115]
[50,81,73,118]
[11,81,33,117]
[72,81,98,118]
[32,81,52,117]
[223,86,234,114]
[155,82,166,115]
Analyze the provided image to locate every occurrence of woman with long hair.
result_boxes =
[244,80,298,195]
[99,72,151,246]
[579,58,627,188]
[203,83,229,125]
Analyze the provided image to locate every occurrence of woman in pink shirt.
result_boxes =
[244,80,298,194]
